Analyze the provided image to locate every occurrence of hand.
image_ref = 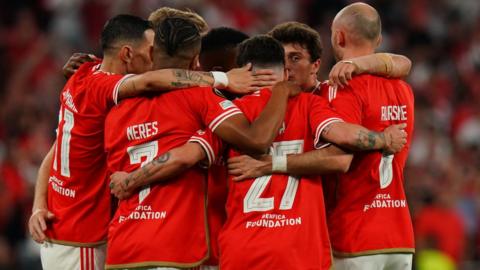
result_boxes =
[63,53,98,79]
[29,208,55,244]
[383,123,407,154]
[328,60,359,88]
[272,81,302,97]
[228,155,272,181]
[110,172,134,200]
[226,63,278,94]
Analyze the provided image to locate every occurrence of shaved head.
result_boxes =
[333,2,381,44]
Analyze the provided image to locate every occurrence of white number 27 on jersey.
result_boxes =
[127,141,158,203]
[243,140,304,213]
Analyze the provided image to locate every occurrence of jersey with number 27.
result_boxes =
[318,75,415,256]
[219,90,343,270]
[46,62,133,245]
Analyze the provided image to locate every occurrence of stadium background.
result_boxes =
[0,0,479,269]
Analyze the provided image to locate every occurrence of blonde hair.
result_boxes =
[148,7,209,35]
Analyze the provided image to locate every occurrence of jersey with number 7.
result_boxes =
[46,62,134,246]
[219,90,343,270]
[319,75,415,256]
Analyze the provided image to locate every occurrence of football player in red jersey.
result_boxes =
[229,3,415,269]
[28,14,275,270]
[103,17,297,270]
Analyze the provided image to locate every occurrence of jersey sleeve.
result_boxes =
[91,72,135,107]
[199,88,244,132]
[188,129,224,167]
[309,95,344,149]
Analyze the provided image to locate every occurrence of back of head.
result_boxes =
[101,14,152,56]
[154,17,201,69]
[237,35,285,78]
[149,7,208,35]
[269,21,322,62]
[333,2,382,46]
[200,27,249,71]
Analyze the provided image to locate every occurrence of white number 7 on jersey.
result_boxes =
[243,140,304,213]
[127,141,158,203]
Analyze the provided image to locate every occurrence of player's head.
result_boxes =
[237,35,286,83]
[101,14,154,74]
[331,2,382,60]
[200,27,249,72]
[153,17,202,70]
[149,7,208,36]
[269,22,322,91]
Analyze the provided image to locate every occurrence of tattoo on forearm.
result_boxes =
[125,152,171,188]
[355,130,385,150]
[171,69,213,88]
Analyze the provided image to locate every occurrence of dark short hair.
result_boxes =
[237,35,285,67]
[268,22,323,61]
[154,17,201,57]
[101,14,152,52]
[201,27,249,54]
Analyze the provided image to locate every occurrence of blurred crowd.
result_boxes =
[0,0,479,269]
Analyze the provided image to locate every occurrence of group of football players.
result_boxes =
[28,2,415,270]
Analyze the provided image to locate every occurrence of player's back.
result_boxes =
[46,62,131,245]
[219,90,340,270]
[104,87,241,268]
[322,75,415,255]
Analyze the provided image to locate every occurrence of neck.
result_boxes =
[339,46,375,61]
[99,56,126,75]
[304,76,319,92]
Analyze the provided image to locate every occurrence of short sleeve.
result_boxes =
[90,71,135,107]
[200,88,244,132]
[309,95,344,149]
[188,129,224,167]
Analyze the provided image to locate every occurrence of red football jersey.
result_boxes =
[218,90,342,270]
[46,62,133,245]
[190,129,228,266]
[104,87,242,269]
[318,75,415,256]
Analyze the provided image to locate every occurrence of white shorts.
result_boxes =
[40,241,106,270]
[333,253,413,270]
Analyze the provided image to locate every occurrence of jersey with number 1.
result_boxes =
[45,62,132,246]
[318,75,415,256]
[104,87,242,269]
[218,90,343,270]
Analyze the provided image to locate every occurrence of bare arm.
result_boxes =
[117,64,277,101]
[109,143,206,199]
[321,122,407,153]
[29,144,56,243]
[214,81,298,154]
[329,53,412,87]
[228,145,353,181]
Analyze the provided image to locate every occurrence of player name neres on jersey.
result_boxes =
[126,121,159,141]
[381,105,407,121]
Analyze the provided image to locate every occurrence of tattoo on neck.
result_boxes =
[171,69,213,88]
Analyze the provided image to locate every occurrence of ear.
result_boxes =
[311,58,321,74]
[119,46,133,63]
[337,30,346,48]
[376,34,383,49]
[190,54,200,70]
[283,68,289,81]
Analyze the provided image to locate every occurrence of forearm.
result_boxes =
[285,146,353,175]
[322,122,386,151]
[118,69,215,100]
[351,53,411,78]
[33,145,54,211]
[125,143,205,191]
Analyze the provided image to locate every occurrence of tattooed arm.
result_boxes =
[117,64,276,102]
[321,122,407,153]
[109,142,206,200]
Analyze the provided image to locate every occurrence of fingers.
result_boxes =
[252,69,275,76]
[233,175,249,181]
[242,63,252,71]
